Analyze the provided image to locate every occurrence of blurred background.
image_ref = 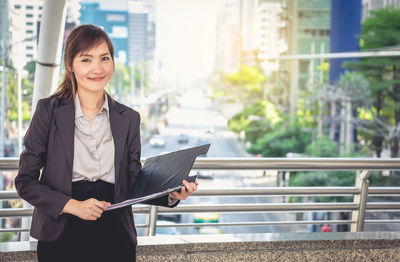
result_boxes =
[1,0,400,240]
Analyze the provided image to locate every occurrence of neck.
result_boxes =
[77,89,105,111]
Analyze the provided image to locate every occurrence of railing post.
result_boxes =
[351,170,370,232]
[144,205,152,236]
[148,205,159,236]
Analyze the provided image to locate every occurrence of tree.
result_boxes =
[5,70,32,122]
[211,65,267,104]
[290,137,363,204]
[248,118,312,157]
[335,71,371,153]
[228,100,280,143]
[305,135,338,157]
[24,61,36,81]
[345,7,400,157]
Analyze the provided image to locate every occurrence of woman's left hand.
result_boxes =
[169,180,199,201]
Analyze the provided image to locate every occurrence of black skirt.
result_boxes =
[37,180,136,262]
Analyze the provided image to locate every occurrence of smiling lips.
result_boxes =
[88,76,105,81]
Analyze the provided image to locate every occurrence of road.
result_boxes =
[135,88,297,236]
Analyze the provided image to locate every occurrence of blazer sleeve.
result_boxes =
[126,111,178,208]
[127,111,142,190]
[15,99,70,220]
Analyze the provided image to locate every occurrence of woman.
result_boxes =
[15,24,198,262]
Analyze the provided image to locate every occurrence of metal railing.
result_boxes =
[0,158,400,236]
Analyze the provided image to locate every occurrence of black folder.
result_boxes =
[106,143,210,211]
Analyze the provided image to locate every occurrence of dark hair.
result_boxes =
[54,24,115,100]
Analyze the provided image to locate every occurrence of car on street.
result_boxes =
[194,202,220,223]
[158,214,181,223]
[178,133,189,143]
[196,170,214,180]
[156,220,178,235]
[149,135,165,147]
[205,127,215,134]
[194,212,219,223]
[198,226,222,234]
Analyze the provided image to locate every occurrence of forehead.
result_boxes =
[77,41,110,56]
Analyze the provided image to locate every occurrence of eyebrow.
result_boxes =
[79,52,110,57]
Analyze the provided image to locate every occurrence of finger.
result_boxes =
[189,182,198,191]
[182,180,193,192]
[89,198,109,208]
[183,182,196,193]
[182,180,190,187]
[90,209,103,218]
[90,204,104,215]
[187,181,198,191]
[181,185,187,194]
[83,213,97,221]
[94,201,108,210]
[88,215,98,221]
[90,212,101,219]
[99,201,111,210]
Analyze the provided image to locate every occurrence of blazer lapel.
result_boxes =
[54,99,75,172]
[108,96,129,184]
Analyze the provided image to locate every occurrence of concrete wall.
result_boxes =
[1,232,400,261]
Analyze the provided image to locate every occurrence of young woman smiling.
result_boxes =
[15,24,198,262]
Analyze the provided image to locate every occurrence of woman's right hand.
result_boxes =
[61,198,110,220]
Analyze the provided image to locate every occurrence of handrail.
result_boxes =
[192,187,360,196]
[2,157,400,170]
[2,186,399,199]
[192,158,400,170]
[156,203,359,213]
[1,158,400,236]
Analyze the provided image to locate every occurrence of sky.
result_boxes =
[82,0,129,10]
[82,0,227,82]
[155,0,225,82]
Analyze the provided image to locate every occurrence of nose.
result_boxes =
[91,59,103,74]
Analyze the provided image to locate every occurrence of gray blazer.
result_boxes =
[15,94,172,243]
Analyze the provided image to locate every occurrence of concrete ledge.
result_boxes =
[1,232,400,261]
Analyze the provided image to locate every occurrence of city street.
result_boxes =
[136,88,297,236]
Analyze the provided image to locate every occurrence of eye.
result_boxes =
[102,56,110,61]
[81,58,90,63]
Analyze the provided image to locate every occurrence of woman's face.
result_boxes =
[71,41,114,94]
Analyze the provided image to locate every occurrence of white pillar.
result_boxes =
[130,62,135,97]
[319,42,325,83]
[317,93,323,138]
[309,42,315,85]
[345,100,353,150]
[17,69,22,155]
[329,101,336,140]
[289,0,298,121]
[22,0,68,241]
[31,0,68,112]
[339,100,346,154]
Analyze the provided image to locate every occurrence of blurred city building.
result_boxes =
[257,0,287,76]
[214,0,240,73]
[128,0,155,64]
[296,0,331,88]
[362,0,400,20]
[80,0,156,66]
[214,0,288,76]
[80,2,129,64]
[0,0,9,59]
[4,0,80,69]
[239,0,257,66]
